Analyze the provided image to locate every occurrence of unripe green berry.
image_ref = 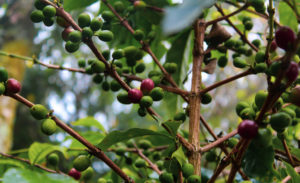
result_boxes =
[134,29,145,41]
[164,63,177,74]
[93,74,103,84]
[82,27,93,39]
[42,5,56,17]
[115,146,126,156]
[85,66,93,75]
[0,83,5,95]
[270,112,291,132]
[123,46,139,60]
[217,56,228,68]
[254,63,267,73]
[138,107,147,117]
[97,30,114,42]
[140,96,153,108]
[82,167,94,180]
[134,1,147,10]
[110,80,121,92]
[201,93,212,104]
[0,67,8,82]
[255,51,265,63]
[43,17,54,26]
[78,59,86,68]
[90,18,103,31]
[65,41,80,53]
[134,158,146,168]
[102,81,110,91]
[244,21,253,30]
[242,16,251,24]
[233,57,247,68]
[255,90,268,109]
[224,39,235,48]
[126,59,137,67]
[78,13,91,28]
[187,175,201,183]
[117,91,131,104]
[112,49,124,59]
[252,39,261,48]
[122,67,130,74]
[30,104,49,120]
[73,155,90,172]
[97,178,107,183]
[148,70,162,78]
[138,139,152,149]
[135,62,146,73]
[182,163,194,178]
[34,0,46,10]
[91,61,105,73]
[102,50,110,60]
[114,1,125,13]
[206,150,218,162]
[159,172,174,183]
[268,61,281,76]
[150,87,164,101]
[30,10,44,23]
[114,61,123,68]
[68,30,82,43]
[47,153,59,166]
[174,111,186,122]
[41,119,57,135]
[102,11,114,22]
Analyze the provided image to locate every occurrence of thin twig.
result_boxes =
[282,139,295,166]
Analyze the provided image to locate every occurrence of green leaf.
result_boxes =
[283,162,300,183]
[28,142,67,164]
[71,117,106,133]
[64,0,98,11]
[3,168,77,183]
[66,131,105,149]
[278,2,298,32]
[163,0,216,34]
[97,128,172,151]
[162,120,182,137]
[171,146,187,167]
[272,137,300,160]
[242,142,275,180]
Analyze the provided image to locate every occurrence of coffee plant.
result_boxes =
[0,0,300,182]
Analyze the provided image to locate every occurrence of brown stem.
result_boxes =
[188,19,206,176]
[176,134,194,152]
[200,69,253,94]
[201,130,237,152]
[0,152,63,174]
[282,139,295,166]
[8,94,134,183]
[281,166,300,183]
[215,4,258,52]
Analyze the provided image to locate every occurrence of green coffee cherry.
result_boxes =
[90,18,103,31]
[206,150,218,162]
[82,27,93,39]
[78,13,91,28]
[126,59,137,67]
[112,49,124,59]
[255,90,268,109]
[134,1,147,10]
[85,66,93,75]
[65,41,80,53]
[237,46,248,55]
[47,153,59,167]
[242,16,251,24]
[281,107,296,119]
[270,112,291,132]
[102,22,111,30]
[268,61,281,76]
[135,62,146,73]
[102,50,110,60]
[152,152,161,161]
[91,61,105,73]
[234,40,244,48]
[201,93,212,104]
[30,10,44,23]
[255,51,265,63]
[187,175,201,183]
[174,112,186,122]
[138,107,147,117]
[34,0,46,10]
[134,158,146,168]
[0,67,8,82]
[125,156,133,165]
[93,74,103,84]
[30,104,49,120]
[240,107,256,120]
[0,83,5,95]
[114,1,125,13]
[244,21,253,31]
[43,5,56,17]
[233,57,247,68]
[122,67,130,74]
[117,91,131,104]
[138,139,152,149]
[115,146,126,156]
[164,63,177,74]
[140,96,153,108]
[218,56,228,68]
[97,30,114,42]
[102,11,114,22]
[232,53,240,59]
[245,49,253,56]
[114,61,123,68]
[148,70,162,78]
[78,59,86,68]
[43,17,54,27]
[110,80,121,92]
[97,178,107,183]
[235,101,250,116]
[123,46,139,60]
[227,138,239,148]
[159,172,174,183]
[134,29,145,41]
[252,39,261,48]
[102,81,110,91]
[182,163,194,178]
[252,128,272,148]
[254,63,267,73]
[150,87,164,101]
[73,155,91,172]
[82,167,94,180]
[68,30,82,43]
[224,39,235,48]
[41,119,57,135]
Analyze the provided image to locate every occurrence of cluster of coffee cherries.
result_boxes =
[0,67,21,96]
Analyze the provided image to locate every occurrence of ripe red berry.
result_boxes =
[238,120,258,139]
[68,168,81,180]
[285,61,299,82]
[275,26,296,50]
[128,89,143,103]
[140,78,154,94]
[5,78,21,94]
[270,40,277,52]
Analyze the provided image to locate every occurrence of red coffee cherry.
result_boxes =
[128,89,143,103]
[270,40,277,52]
[285,61,299,82]
[275,26,296,50]
[5,78,21,94]
[68,168,81,180]
[238,120,258,139]
[140,78,154,94]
